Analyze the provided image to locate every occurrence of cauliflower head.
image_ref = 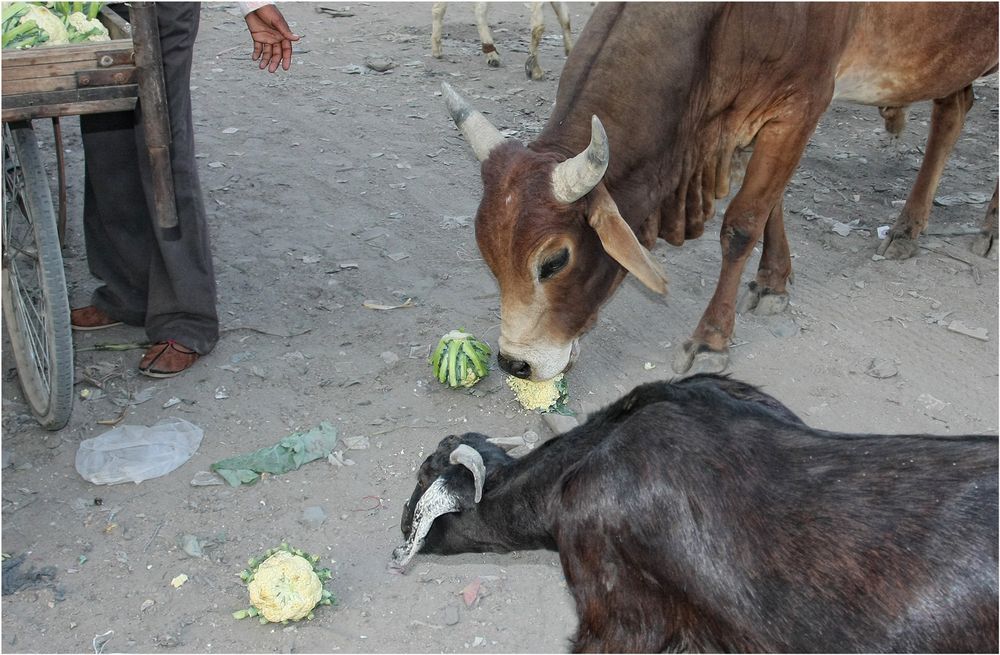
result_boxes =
[507,373,567,411]
[21,5,68,45]
[235,543,334,624]
[247,551,323,623]
[67,12,109,42]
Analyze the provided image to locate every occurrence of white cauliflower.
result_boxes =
[507,373,568,411]
[67,11,109,42]
[234,544,334,624]
[21,5,67,45]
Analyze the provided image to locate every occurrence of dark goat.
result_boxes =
[393,374,998,653]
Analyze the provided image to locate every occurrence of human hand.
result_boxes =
[244,4,300,73]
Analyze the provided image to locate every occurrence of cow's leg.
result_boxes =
[673,111,821,375]
[877,85,974,260]
[431,2,447,59]
[736,197,791,316]
[525,2,545,80]
[474,2,501,68]
[550,1,573,54]
[970,184,998,257]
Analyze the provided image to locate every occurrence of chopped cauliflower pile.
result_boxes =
[507,373,568,411]
[3,2,109,50]
[234,543,335,624]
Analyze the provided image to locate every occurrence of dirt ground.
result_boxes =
[2,2,997,653]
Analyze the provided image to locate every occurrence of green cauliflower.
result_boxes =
[234,543,334,624]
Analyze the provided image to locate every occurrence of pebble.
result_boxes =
[300,506,328,528]
[381,351,400,366]
[442,605,460,626]
[542,414,579,435]
[180,534,203,558]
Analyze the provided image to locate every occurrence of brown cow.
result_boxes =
[442,2,998,379]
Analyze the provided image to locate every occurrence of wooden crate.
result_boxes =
[1,9,138,122]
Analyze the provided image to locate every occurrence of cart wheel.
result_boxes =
[2,122,73,430]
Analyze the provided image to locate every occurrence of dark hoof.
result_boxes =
[524,56,543,81]
[876,233,919,260]
[970,231,996,258]
[736,281,789,316]
[672,341,729,375]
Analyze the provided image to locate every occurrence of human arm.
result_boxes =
[238,2,299,73]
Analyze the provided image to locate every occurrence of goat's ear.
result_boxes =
[587,184,668,295]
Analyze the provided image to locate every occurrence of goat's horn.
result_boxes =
[449,444,486,503]
[442,82,506,162]
[390,478,460,570]
[551,115,609,204]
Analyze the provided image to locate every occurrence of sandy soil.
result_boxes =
[2,3,997,653]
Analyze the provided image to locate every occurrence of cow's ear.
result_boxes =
[587,185,668,294]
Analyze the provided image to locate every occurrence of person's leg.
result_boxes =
[78,109,154,327]
[136,2,219,355]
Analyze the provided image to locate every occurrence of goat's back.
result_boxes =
[552,376,998,652]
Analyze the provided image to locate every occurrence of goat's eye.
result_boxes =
[539,248,570,280]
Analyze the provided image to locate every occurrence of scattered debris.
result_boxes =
[946,320,989,341]
[315,6,354,17]
[93,630,114,655]
[363,298,414,310]
[180,535,203,559]
[933,192,990,206]
[170,574,188,589]
[460,578,482,607]
[300,506,328,528]
[365,57,396,73]
[542,413,579,435]
[75,418,204,485]
[860,358,899,379]
[210,422,339,486]
[2,553,57,596]
[190,471,224,487]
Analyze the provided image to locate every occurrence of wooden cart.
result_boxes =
[1,2,176,430]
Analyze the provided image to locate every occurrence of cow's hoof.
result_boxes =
[736,281,789,316]
[524,55,544,81]
[486,53,501,68]
[970,231,996,258]
[672,341,729,375]
[876,233,919,260]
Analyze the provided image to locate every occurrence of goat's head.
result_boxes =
[393,433,515,570]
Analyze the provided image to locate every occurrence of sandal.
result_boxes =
[71,305,123,331]
[139,340,199,378]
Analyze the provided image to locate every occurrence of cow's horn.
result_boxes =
[441,82,506,162]
[449,444,486,503]
[551,115,610,204]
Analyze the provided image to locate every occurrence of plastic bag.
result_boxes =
[75,418,204,485]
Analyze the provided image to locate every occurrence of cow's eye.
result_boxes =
[539,248,570,280]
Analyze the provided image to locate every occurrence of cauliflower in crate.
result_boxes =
[234,543,334,624]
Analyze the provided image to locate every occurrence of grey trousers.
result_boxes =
[79,2,218,355]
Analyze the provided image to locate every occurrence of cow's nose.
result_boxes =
[497,352,531,379]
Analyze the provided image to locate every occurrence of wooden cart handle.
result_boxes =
[130,2,180,238]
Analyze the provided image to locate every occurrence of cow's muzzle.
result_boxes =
[498,352,532,379]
